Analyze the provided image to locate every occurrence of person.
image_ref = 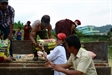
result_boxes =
[30,15,52,61]
[12,30,16,40]
[16,27,22,40]
[0,0,15,60]
[41,33,67,75]
[23,21,31,40]
[44,35,97,75]
[55,19,81,36]
[0,56,12,63]
[55,19,81,59]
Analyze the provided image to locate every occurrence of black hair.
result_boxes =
[18,27,21,30]
[65,34,81,50]
[12,30,16,34]
[61,42,70,60]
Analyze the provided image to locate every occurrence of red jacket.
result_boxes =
[0,57,4,63]
[24,25,31,40]
[55,19,75,36]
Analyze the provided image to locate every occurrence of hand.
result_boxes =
[43,51,48,61]
[52,64,63,72]
[39,43,44,50]
[4,56,12,62]
[37,51,43,57]
[35,43,42,49]
[8,33,12,39]
[44,61,53,68]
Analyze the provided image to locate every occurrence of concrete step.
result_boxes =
[0,61,111,75]
[0,61,45,67]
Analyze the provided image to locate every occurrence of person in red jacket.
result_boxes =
[23,21,32,40]
[0,56,12,63]
[55,19,81,37]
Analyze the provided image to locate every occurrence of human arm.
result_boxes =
[52,64,83,75]
[60,51,94,75]
[8,24,13,39]
[44,57,70,68]
[71,24,75,34]
[8,7,15,39]
[16,32,22,36]
[46,47,63,61]
[30,22,41,48]
[4,56,12,62]
[47,25,52,39]
[51,53,83,75]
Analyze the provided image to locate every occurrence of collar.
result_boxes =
[71,48,82,60]
[76,48,84,58]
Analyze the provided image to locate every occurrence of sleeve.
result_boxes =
[0,57,4,63]
[76,55,92,73]
[47,47,60,61]
[10,6,15,24]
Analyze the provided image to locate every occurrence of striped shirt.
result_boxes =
[0,5,15,28]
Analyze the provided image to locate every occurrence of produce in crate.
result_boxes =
[0,39,10,58]
[35,39,56,52]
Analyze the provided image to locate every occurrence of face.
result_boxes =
[65,41,72,53]
[18,28,21,31]
[56,38,63,46]
[74,21,79,26]
[0,2,8,10]
[41,24,48,29]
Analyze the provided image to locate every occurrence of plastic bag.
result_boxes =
[0,39,10,58]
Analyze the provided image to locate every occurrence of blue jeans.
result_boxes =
[0,25,13,57]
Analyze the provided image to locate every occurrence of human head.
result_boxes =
[74,19,81,27]
[41,15,50,26]
[27,21,31,25]
[18,27,21,31]
[65,35,81,52]
[0,0,8,10]
[56,33,66,45]
[12,30,16,34]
